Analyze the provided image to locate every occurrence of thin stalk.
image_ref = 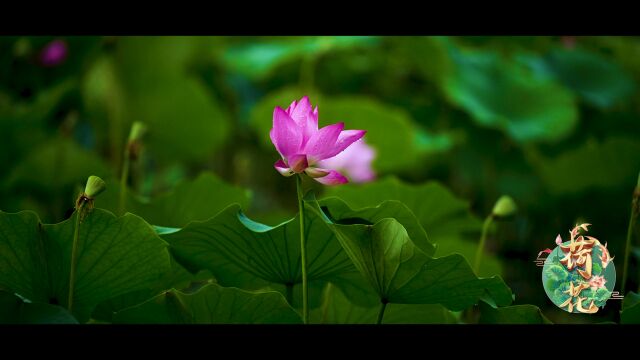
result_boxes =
[622,196,638,294]
[296,175,309,324]
[376,301,388,325]
[67,203,84,312]
[320,283,333,324]
[474,215,494,274]
[118,148,130,215]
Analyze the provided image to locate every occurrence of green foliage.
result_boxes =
[621,292,640,324]
[478,301,552,324]
[325,177,502,277]
[113,283,301,324]
[545,264,569,283]
[0,290,78,324]
[530,136,640,194]
[221,36,379,80]
[441,42,578,143]
[310,285,457,324]
[0,209,171,322]
[592,262,602,275]
[2,36,639,324]
[307,194,513,310]
[593,288,611,308]
[161,200,374,309]
[521,47,635,109]
[4,137,111,195]
[99,172,252,226]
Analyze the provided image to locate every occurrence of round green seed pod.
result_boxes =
[492,195,517,218]
[84,175,106,199]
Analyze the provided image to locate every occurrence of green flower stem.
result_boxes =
[474,215,494,274]
[622,194,639,294]
[320,283,333,324]
[296,175,309,324]
[118,147,130,215]
[67,202,85,312]
[376,301,388,325]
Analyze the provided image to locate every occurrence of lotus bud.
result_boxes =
[491,195,517,218]
[128,121,147,144]
[84,175,106,199]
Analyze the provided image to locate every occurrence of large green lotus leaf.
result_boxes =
[0,290,78,324]
[306,195,513,310]
[249,87,434,173]
[621,292,640,324]
[112,36,230,163]
[478,301,552,324]
[113,283,301,324]
[529,137,640,194]
[0,209,171,322]
[99,172,252,226]
[442,44,578,143]
[319,197,435,256]
[3,137,111,194]
[520,47,634,109]
[310,284,457,324]
[90,257,214,323]
[162,200,382,309]
[325,177,502,277]
[220,36,378,80]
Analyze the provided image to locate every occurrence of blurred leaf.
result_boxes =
[479,301,552,324]
[250,87,440,173]
[307,194,513,310]
[530,137,640,194]
[221,36,378,80]
[310,284,456,324]
[0,290,78,324]
[114,36,230,163]
[325,177,502,277]
[621,292,640,324]
[520,47,635,109]
[0,209,171,322]
[113,283,301,324]
[4,137,111,193]
[442,44,578,143]
[99,172,252,227]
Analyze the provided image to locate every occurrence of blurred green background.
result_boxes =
[1,36,639,323]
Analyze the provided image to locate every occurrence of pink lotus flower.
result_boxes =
[588,275,606,291]
[271,96,366,185]
[316,138,376,183]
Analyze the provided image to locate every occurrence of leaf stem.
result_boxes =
[296,175,309,324]
[118,147,130,215]
[622,193,639,294]
[474,215,494,274]
[376,300,388,325]
[68,202,84,312]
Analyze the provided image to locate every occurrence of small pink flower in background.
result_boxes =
[588,275,607,291]
[40,39,68,67]
[270,96,366,185]
[316,138,376,183]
